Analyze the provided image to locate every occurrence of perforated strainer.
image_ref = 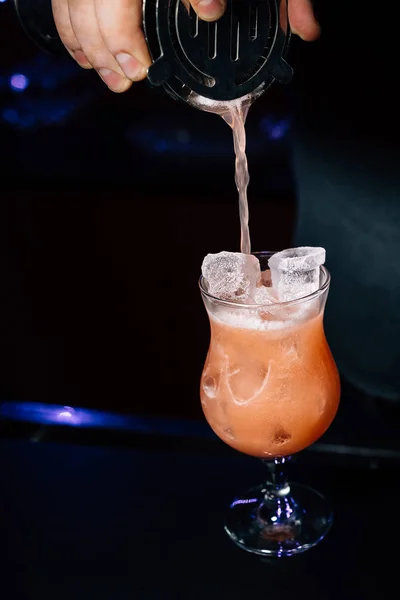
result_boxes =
[143,0,293,106]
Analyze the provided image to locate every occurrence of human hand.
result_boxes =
[51,0,319,93]
[288,0,320,42]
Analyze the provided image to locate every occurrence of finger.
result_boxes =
[95,0,150,82]
[51,0,92,68]
[181,0,190,14]
[190,0,226,22]
[68,0,132,93]
[289,0,320,41]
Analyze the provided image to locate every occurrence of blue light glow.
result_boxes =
[0,400,215,439]
[58,407,75,422]
[154,139,167,153]
[0,51,92,130]
[2,108,19,124]
[10,73,29,91]
[259,117,290,140]
[230,498,258,508]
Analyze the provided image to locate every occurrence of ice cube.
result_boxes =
[201,251,261,302]
[253,284,277,305]
[268,247,326,301]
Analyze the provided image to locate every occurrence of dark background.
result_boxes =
[0,0,296,420]
[2,4,400,598]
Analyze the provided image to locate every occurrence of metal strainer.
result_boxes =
[143,0,293,105]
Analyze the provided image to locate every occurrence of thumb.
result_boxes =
[190,0,226,22]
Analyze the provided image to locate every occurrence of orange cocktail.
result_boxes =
[201,311,340,458]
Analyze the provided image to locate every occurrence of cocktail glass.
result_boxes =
[199,251,340,557]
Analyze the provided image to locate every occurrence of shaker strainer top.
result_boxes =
[143,0,293,104]
[12,0,292,106]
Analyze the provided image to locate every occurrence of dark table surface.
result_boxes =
[1,414,399,600]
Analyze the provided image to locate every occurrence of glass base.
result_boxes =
[225,482,333,558]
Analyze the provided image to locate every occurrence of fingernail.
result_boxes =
[74,50,92,69]
[97,68,129,92]
[116,53,147,81]
[197,0,224,20]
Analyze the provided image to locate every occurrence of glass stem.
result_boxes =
[262,456,291,499]
[257,457,299,530]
